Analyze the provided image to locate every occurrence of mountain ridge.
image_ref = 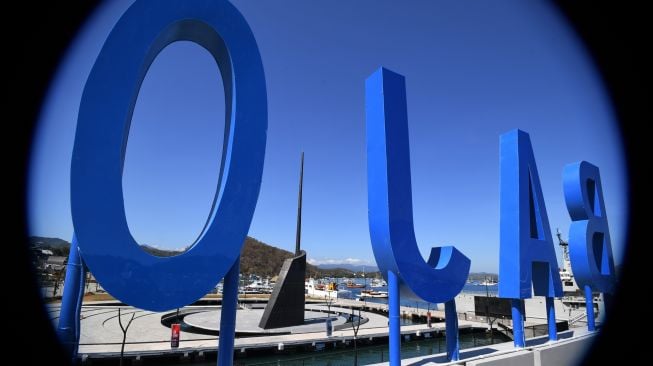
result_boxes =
[317,263,379,272]
[29,236,500,278]
[28,236,362,278]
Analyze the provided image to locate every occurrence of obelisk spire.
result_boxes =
[295,152,304,256]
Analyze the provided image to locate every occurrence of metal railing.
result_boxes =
[568,312,588,326]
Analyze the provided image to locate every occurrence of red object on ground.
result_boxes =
[171,323,181,348]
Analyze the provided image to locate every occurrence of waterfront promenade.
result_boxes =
[48,297,487,361]
[48,297,594,364]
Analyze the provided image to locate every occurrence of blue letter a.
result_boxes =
[499,130,563,299]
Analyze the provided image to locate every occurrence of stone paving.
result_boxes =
[47,299,486,356]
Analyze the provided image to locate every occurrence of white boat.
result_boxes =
[370,278,387,288]
[358,289,389,299]
[479,279,498,286]
[305,278,351,299]
[244,279,274,294]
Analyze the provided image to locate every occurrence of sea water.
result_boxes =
[352,283,498,311]
[200,330,509,366]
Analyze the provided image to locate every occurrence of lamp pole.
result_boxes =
[485,276,490,330]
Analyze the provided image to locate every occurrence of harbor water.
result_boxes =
[347,283,498,311]
[194,330,509,366]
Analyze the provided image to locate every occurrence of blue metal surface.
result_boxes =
[70,0,266,311]
[218,256,240,366]
[511,299,526,347]
[367,67,469,366]
[365,67,470,304]
[388,270,400,366]
[584,285,596,331]
[57,234,86,360]
[563,161,616,294]
[546,296,557,341]
[498,130,563,300]
[444,300,460,361]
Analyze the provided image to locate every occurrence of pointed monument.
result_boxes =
[259,152,307,328]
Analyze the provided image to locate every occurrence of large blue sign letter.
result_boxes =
[563,161,616,330]
[499,130,563,345]
[70,0,267,312]
[366,67,470,363]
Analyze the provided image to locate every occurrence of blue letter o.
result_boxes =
[71,0,266,311]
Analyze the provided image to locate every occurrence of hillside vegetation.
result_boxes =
[29,236,363,278]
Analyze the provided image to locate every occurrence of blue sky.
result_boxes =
[28,0,627,273]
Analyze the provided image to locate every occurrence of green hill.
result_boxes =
[29,236,71,257]
[28,236,358,278]
[240,237,359,278]
[241,236,305,276]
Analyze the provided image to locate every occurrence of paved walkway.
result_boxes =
[47,299,487,356]
[366,328,596,365]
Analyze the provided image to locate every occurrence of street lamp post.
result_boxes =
[484,276,495,342]
[485,276,491,331]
